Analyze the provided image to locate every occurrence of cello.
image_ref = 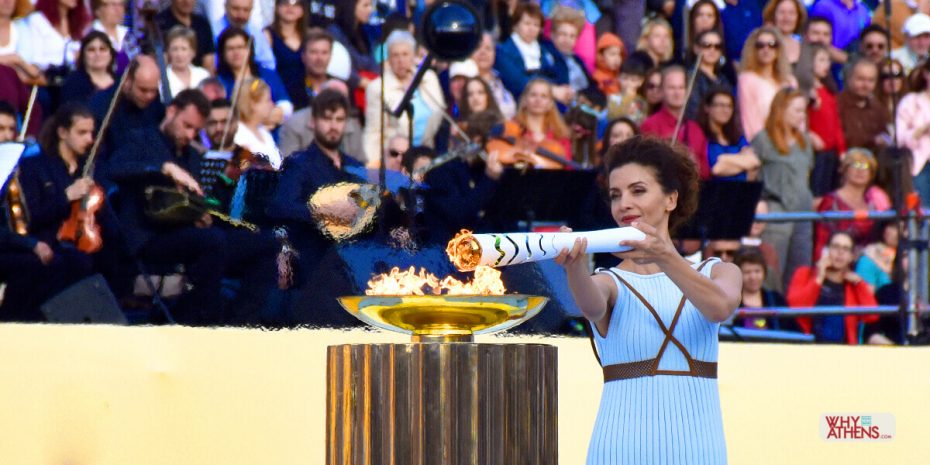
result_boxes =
[57,69,132,253]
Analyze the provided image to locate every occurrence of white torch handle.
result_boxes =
[471,227,646,268]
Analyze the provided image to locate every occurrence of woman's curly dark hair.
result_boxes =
[604,136,700,232]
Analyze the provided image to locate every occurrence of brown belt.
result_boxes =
[602,358,718,382]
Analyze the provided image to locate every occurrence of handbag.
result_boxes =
[144,186,209,225]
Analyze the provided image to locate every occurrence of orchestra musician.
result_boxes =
[492,77,573,168]
[106,89,279,325]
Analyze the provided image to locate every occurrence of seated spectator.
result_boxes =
[891,13,930,74]
[896,58,930,206]
[472,32,516,119]
[856,222,898,293]
[458,76,503,126]
[796,43,846,198]
[606,60,647,123]
[592,33,623,97]
[640,65,710,179]
[754,87,813,288]
[626,17,675,70]
[280,79,363,162]
[697,89,758,181]
[0,100,15,141]
[264,0,306,110]
[599,117,638,158]
[199,76,228,101]
[704,239,740,263]
[165,26,211,98]
[213,0,276,70]
[837,59,890,155]
[786,231,879,345]
[550,6,600,104]
[856,25,890,65]
[738,26,797,141]
[0,0,41,84]
[871,0,922,49]
[496,77,572,167]
[216,26,293,120]
[15,0,90,70]
[155,0,217,73]
[639,67,663,116]
[327,0,376,89]
[447,59,479,119]
[762,0,805,64]
[234,77,282,168]
[684,29,732,122]
[383,135,409,173]
[203,97,236,150]
[742,199,784,292]
[541,0,599,70]
[804,15,849,66]
[814,148,891,261]
[493,2,571,102]
[735,247,789,330]
[808,0,870,53]
[876,58,908,121]
[363,30,444,165]
[291,29,335,111]
[682,0,722,63]
[61,31,116,104]
[90,0,129,73]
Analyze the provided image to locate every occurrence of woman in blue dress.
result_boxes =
[556,137,741,464]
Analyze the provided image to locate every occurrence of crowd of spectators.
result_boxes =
[2,0,930,344]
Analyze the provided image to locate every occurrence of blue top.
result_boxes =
[587,259,727,464]
[269,29,305,109]
[217,66,292,109]
[707,136,750,182]
[720,0,763,63]
[493,36,568,100]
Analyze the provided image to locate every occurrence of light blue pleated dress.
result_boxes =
[586,258,728,465]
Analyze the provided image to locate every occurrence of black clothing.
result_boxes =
[154,9,216,68]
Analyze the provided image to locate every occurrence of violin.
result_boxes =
[224,145,274,181]
[485,121,582,170]
[5,85,39,236]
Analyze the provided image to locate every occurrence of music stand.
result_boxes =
[483,168,598,231]
[677,180,762,242]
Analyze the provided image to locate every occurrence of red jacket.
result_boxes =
[785,266,880,345]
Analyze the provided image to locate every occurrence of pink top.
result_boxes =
[737,71,795,141]
[896,91,930,175]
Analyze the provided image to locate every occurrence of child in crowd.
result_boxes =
[607,60,648,124]
[593,33,624,97]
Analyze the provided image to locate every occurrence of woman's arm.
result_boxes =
[710,147,761,177]
[554,229,617,334]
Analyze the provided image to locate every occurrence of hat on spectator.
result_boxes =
[903,13,930,37]
[449,59,479,79]
[596,33,624,53]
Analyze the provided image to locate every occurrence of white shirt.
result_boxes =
[166,65,211,97]
[510,32,541,70]
[92,20,129,51]
[14,12,79,69]
[0,23,20,55]
[233,124,282,169]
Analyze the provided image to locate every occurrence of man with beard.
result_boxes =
[107,89,279,325]
[3,104,97,320]
[268,88,364,285]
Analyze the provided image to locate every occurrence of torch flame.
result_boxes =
[446,229,482,271]
[366,265,505,296]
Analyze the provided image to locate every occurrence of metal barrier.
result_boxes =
[737,305,900,317]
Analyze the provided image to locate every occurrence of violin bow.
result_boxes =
[672,51,703,145]
[17,85,39,142]
[219,34,254,152]
[83,68,132,179]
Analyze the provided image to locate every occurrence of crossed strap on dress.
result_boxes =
[586,260,718,382]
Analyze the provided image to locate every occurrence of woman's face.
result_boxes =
[608,163,676,229]
[707,93,734,127]
[883,224,899,248]
[755,32,779,66]
[773,0,799,36]
[224,36,249,70]
[826,234,855,270]
[0,0,14,19]
[472,34,495,73]
[95,0,125,27]
[276,0,303,23]
[692,4,716,34]
[552,23,579,55]
[741,263,765,293]
[608,122,635,147]
[388,42,414,80]
[843,157,873,188]
[514,13,542,44]
[645,73,663,104]
[465,80,489,113]
[784,95,807,130]
[813,49,831,79]
[646,25,671,58]
[251,89,274,122]
[697,32,722,66]
[84,37,112,72]
[167,38,194,67]
[354,0,373,25]
[881,64,905,93]
[523,82,552,116]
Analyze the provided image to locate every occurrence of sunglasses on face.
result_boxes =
[700,42,722,50]
[864,42,886,50]
[646,82,661,90]
[754,40,777,50]
[880,70,904,80]
[713,249,738,258]
[389,149,403,158]
[847,161,872,171]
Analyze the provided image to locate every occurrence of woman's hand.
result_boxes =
[616,221,677,266]
[815,253,830,285]
[554,226,589,276]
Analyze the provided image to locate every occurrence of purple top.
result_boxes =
[808,0,871,50]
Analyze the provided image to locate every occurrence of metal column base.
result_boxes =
[326,343,558,465]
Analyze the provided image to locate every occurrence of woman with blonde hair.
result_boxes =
[234,77,283,169]
[738,26,797,141]
[165,26,210,97]
[627,18,675,70]
[762,0,806,64]
[499,77,572,166]
[753,87,813,288]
